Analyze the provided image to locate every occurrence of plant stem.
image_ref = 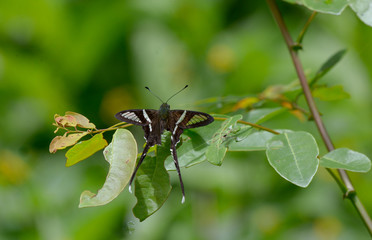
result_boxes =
[266,0,372,235]
[213,117,279,135]
[296,11,317,45]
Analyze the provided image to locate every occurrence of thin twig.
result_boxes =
[266,0,372,235]
[296,11,317,45]
[213,117,279,135]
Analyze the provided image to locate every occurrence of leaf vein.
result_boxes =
[284,133,304,180]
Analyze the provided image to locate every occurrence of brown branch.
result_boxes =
[266,0,372,235]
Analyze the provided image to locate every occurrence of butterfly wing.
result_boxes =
[115,109,161,192]
[167,110,214,203]
[115,109,161,144]
[167,110,213,144]
[115,109,154,126]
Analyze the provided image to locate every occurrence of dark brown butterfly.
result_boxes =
[115,85,214,203]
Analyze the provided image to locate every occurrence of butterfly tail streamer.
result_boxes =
[128,143,151,193]
[170,143,185,204]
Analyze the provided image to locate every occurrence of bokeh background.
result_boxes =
[1,0,372,239]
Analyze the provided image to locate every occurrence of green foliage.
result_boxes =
[206,115,242,165]
[79,129,137,207]
[266,131,319,187]
[65,133,108,167]
[312,85,350,101]
[310,49,347,86]
[320,148,372,172]
[229,131,276,151]
[283,0,372,26]
[244,107,286,124]
[133,133,172,221]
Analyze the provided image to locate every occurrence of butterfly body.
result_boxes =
[116,99,214,203]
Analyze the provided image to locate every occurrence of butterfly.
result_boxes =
[115,85,214,203]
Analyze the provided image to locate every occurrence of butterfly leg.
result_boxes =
[128,143,151,193]
[170,143,185,204]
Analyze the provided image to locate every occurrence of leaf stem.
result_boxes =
[213,117,279,135]
[266,0,372,235]
[296,11,317,45]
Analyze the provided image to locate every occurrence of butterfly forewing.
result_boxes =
[115,109,155,126]
[115,109,162,145]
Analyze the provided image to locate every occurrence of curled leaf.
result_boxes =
[66,112,96,129]
[54,114,77,127]
[49,133,89,153]
[79,129,137,207]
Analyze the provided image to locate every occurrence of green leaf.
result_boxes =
[303,0,348,15]
[320,148,371,172]
[348,0,372,27]
[65,133,108,167]
[266,131,319,187]
[79,129,137,207]
[164,120,224,170]
[229,131,276,151]
[235,126,253,141]
[133,133,172,221]
[205,115,242,166]
[245,107,286,124]
[312,85,350,101]
[283,0,304,4]
[311,49,347,85]
[285,0,372,27]
[49,132,88,153]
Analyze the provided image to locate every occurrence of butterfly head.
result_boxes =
[145,85,188,120]
[159,103,170,120]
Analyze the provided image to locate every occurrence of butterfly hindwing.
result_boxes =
[170,110,214,129]
[167,110,214,145]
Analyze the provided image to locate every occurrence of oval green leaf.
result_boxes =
[79,129,137,207]
[133,133,172,221]
[65,133,108,167]
[245,107,286,124]
[320,148,371,172]
[229,131,276,151]
[349,0,372,27]
[266,131,319,187]
[303,0,348,15]
[312,85,350,101]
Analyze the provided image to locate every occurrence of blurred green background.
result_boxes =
[1,0,372,239]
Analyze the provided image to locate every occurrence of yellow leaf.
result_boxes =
[66,112,96,129]
[49,133,89,153]
[233,97,259,110]
[290,109,306,122]
[54,114,77,127]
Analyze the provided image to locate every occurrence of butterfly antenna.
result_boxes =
[166,85,188,103]
[145,86,164,103]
